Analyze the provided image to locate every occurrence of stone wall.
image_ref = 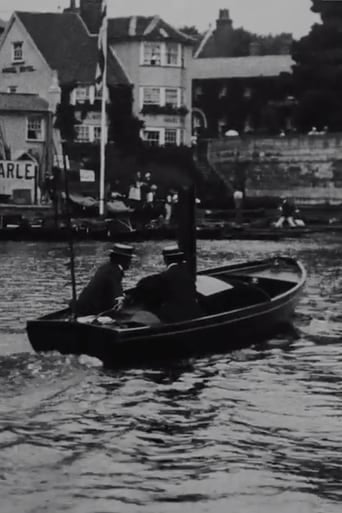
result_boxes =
[208,134,342,205]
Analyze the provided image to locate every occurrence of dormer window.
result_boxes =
[12,41,24,63]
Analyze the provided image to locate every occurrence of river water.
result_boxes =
[1,236,342,513]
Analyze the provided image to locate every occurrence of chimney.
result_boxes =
[214,8,233,57]
[216,9,232,29]
[249,41,260,56]
[64,0,79,13]
[80,0,103,34]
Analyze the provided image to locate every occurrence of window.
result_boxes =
[143,42,161,65]
[75,86,90,103]
[165,129,177,145]
[75,125,90,142]
[143,87,161,106]
[7,86,17,93]
[165,88,178,108]
[165,43,179,66]
[26,116,44,141]
[93,126,102,142]
[143,130,160,146]
[12,41,24,63]
[141,42,182,67]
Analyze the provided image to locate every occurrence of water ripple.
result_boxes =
[1,237,342,512]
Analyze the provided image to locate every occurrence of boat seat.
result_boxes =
[197,275,271,315]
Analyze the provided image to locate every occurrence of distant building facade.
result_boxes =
[108,16,195,146]
[191,9,295,137]
[0,2,130,203]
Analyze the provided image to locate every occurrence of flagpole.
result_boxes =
[98,1,108,217]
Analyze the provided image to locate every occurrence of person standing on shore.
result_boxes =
[233,188,244,225]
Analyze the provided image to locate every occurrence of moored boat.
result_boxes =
[27,256,306,367]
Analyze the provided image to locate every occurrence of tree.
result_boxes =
[54,85,77,142]
[311,0,342,22]
[291,2,342,132]
[107,86,144,151]
[178,25,202,40]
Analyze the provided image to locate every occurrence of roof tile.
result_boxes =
[108,16,193,44]
[191,55,294,79]
[0,92,49,111]
[16,11,129,86]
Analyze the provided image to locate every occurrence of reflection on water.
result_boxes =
[1,237,342,513]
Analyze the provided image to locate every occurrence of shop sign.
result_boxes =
[0,161,37,195]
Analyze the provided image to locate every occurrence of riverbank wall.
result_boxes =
[207,133,342,206]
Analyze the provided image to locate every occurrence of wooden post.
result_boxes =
[62,143,77,320]
[176,184,197,279]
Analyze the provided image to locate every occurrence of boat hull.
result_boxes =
[27,257,305,367]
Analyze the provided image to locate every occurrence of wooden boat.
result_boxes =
[27,256,306,367]
[222,224,311,241]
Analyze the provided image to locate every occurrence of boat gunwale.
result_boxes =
[27,256,305,343]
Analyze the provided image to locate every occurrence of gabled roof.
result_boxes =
[15,11,129,87]
[0,93,49,111]
[108,16,194,44]
[191,55,294,80]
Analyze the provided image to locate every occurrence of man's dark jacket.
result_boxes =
[75,262,123,316]
[159,263,203,322]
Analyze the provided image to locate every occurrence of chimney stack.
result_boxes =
[214,8,233,57]
[216,9,232,29]
[64,0,79,13]
[80,0,103,34]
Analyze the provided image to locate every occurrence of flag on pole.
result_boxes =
[95,0,108,93]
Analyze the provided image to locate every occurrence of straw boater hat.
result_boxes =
[109,243,135,258]
[162,245,184,260]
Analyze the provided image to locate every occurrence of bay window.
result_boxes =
[165,129,177,145]
[143,128,185,146]
[165,88,178,108]
[75,125,90,142]
[142,87,161,106]
[141,87,183,109]
[143,130,161,146]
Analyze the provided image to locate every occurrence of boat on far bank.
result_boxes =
[222,224,312,241]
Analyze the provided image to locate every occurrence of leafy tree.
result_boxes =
[292,1,342,132]
[54,85,77,142]
[311,0,342,22]
[178,25,202,40]
[107,85,144,151]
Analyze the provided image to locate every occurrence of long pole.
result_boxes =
[177,184,197,279]
[99,6,108,217]
[62,142,77,320]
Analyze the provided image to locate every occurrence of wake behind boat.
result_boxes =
[26,256,306,367]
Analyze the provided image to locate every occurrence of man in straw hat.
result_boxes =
[131,246,202,323]
[75,243,134,317]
